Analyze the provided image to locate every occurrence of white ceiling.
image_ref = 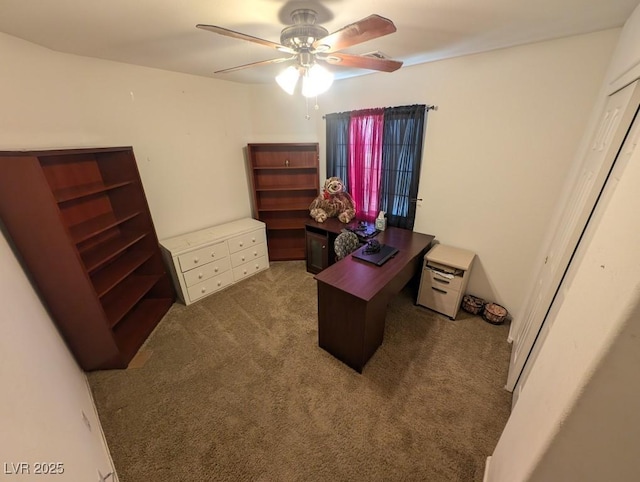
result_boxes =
[1,0,638,84]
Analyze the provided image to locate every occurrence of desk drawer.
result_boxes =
[424,268,464,291]
[183,256,231,287]
[187,270,234,302]
[228,229,266,254]
[177,241,229,272]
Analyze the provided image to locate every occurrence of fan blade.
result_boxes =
[313,15,396,53]
[214,56,296,74]
[196,24,296,54]
[321,53,402,73]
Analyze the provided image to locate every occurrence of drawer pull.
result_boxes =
[432,287,448,294]
[239,242,244,247]
[253,251,257,256]
[241,256,246,261]
[434,277,450,284]
[285,159,290,167]
[198,273,203,279]
[193,257,199,264]
[243,269,247,275]
[211,252,215,257]
[201,287,206,293]
[251,237,256,242]
[217,281,222,286]
[214,267,218,273]
[255,264,259,270]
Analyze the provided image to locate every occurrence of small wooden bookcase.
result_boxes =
[247,143,319,261]
[0,147,174,370]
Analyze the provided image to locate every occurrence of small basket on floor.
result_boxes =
[482,303,508,325]
[462,295,485,315]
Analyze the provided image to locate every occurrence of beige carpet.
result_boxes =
[88,261,512,482]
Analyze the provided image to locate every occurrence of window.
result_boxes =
[326,104,428,229]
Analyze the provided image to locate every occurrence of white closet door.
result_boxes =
[506,79,640,392]
[512,99,640,405]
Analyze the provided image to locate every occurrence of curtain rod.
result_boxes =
[322,104,437,119]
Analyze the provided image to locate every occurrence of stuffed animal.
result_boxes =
[309,177,356,223]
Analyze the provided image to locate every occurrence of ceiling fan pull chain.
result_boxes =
[305,96,311,120]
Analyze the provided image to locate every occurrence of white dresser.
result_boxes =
[160,218,269,305]
[417,244,475,320]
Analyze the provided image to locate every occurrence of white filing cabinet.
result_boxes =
[417,244,475,320]
[160,218,269,305]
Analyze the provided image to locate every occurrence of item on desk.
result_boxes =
[308,177,356,223]
[352,243,399,266]
[375,211,387,231]
[364,239,381,254]
[346,221,379,240]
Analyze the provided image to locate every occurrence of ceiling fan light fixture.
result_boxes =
[302,64,334,98]
[276,65,300,95]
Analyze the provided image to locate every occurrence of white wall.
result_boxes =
[0,228,115,479]
[487,5,640,481]
[0,32,254,240]
[250,29,619,315]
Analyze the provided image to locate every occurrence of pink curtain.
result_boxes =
[348,109,384,222]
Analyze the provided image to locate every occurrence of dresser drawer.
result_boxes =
[232,256,268,282]
[230,243,267,268]
[425,267,464,291]
[183,256,231,287]
[187,270,234,302]
[418,284,460,317]
[177,241,229,272]
[227,229,266,254]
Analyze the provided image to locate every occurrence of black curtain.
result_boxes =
[379,105,427,230]
[325,112,350,187]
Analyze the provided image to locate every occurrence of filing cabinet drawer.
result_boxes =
[183,256,231,287]
[228,229,266,254]
[232,256,268,282]
[230,243,267,268]
[177,241,229,272]
[425,268,464,291]
[418,284,460,318]
[187,270,234,302]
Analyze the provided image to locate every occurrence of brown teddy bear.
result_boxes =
[309,177,356,223]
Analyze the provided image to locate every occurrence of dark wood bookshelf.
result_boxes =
[54,180,133,203]
[68,210,142,244]
[0,147,174,370]
[91,250,155,297]
[102,274,161,328]
[80,231,149,273]
[113,298,173,359]
[247,143,319,261]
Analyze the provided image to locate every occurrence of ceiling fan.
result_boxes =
[196,9,402,97]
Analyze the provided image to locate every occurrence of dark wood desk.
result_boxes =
[305,218,367,274]
[314,227,435,372]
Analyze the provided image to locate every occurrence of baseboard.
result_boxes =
[483,455,492,482]
[84,374,120,481]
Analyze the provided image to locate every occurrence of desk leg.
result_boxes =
[317,282,388,373]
